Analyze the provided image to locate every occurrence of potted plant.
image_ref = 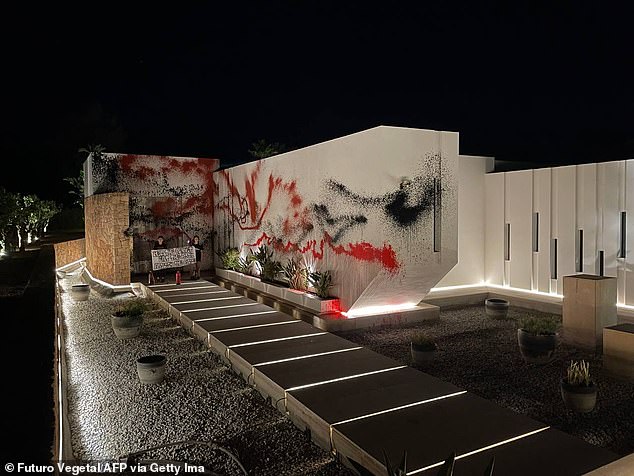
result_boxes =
[485,298,509,319]
[284,258,308,291]
[410,333,437,364]
[517,316,558,364]
[136,354,167,384]
[308,270,333,298]
[70,283,90,301]
[561,360,597,413]
[111,300,147,339]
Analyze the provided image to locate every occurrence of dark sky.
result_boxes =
[2,2,633,204]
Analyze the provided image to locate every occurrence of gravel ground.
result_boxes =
[339,304,634,456]
[60,274,351,475]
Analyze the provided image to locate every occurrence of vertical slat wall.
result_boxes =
[553,166,577,295]
[577,164,598,275]
[484,159,634,305]
[506,171,533,290]
[625,160,634,305]
[484,173,505,285]
[533,169,551,293]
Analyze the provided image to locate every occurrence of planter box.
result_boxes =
[562,274,617,349]
[215,268,340,314]
[603,323,634,381]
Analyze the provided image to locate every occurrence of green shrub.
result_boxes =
[308,270,333,298]
[114,300,147,317]
[411,333,436,350]
[565,360,592,386]
[518,316,558,335]
[217,247,240,270]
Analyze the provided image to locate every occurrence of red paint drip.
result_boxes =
[244,232,400,273]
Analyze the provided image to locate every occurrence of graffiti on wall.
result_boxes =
[85,153,220,273]
[212,127,458,312]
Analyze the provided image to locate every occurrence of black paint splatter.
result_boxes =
[313,204,367,242]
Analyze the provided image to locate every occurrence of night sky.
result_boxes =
[2,3,633,204]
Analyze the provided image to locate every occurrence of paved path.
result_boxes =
[145,279,618,475]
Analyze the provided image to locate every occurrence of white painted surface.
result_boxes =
[506,170,533,290]
[484,173,504,285]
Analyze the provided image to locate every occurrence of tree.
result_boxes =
[248,139,286,159]
[78,143,106,157]
[0,188,19,252]
[63,169,85,208]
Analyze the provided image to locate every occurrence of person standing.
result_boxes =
[190,235,203,280]
[153,235,168,283]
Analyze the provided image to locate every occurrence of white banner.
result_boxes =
[151,246,196,271]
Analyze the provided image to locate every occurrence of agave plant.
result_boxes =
[251,245,274,266]
[261,260,283,282]
[284,258,308,290]
[438,452,495,476]
[308,270,333,298]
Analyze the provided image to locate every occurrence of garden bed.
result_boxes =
[59,275,351,475]
[339,304,634,456]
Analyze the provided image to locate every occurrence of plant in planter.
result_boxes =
[517,316,559,364]
[284,258,308,291]
[410,333,437,364]
[216,247,240,271]
[308,270,333,298]
[111,299,147,339]
[261,260,283,282]
[561,360,597,413]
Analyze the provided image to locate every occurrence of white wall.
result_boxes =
[213,126,459,312]
[436,155,492,287]
[482,160,634,305]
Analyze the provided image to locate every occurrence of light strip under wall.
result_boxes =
[211,320,300,334]
[83,266,132,292]
[254,347,363,367]
[155,285,218,293]
[228,332,328,348]
[331,390,467,426]
[406,426,550,475]
[55,257,86,272]
[186,303,259,313]
[193,310,278,322]
[172,296,242,305]
[285,366,407,392]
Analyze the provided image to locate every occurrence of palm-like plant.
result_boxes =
[284,258,308,291]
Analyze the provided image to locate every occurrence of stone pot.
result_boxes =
[560,379,597,413]
[411,342,436,365]
[70,284,90,301]
[136,355,166,384]
[517,329,558,364]
[111,313,143,339]
[485,298,509,319]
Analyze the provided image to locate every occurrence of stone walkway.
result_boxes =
[144,279,618,475]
